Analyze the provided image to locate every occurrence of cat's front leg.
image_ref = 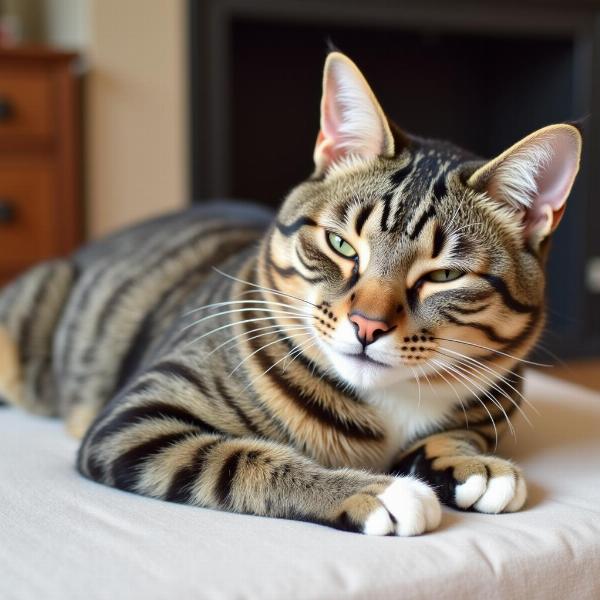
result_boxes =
[77,401,441,535]
[391,431,527,514]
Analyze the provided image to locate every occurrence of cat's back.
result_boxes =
[55,201,273,413]
[73,201,273,269]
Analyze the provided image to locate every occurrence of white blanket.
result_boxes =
[1,371,599,600]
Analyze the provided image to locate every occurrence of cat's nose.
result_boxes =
[348,312,393,346]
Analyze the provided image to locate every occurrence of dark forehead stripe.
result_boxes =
[355,203,374,236]
[431,225,446,259]
[333,199,353,225]
[381,159,414,231]
[275,216,317,237]
[432,173,448,200]
[409,204,436,240]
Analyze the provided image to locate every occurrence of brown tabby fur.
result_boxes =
[0,52,581,536]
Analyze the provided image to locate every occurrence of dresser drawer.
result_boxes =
[0,160,59,271]
[0,67,54,144]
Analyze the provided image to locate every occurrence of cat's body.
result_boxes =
[0,53,581,536]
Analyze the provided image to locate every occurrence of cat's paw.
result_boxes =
[334,477,442,536]
[435,454,527,513]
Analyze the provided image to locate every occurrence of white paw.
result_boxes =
[455,462,527,514]
[364,477,442,537]
[505,475,528,512]
[474,474,516,513]
[455,474,487,509]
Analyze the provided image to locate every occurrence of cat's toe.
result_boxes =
[455,473,488,509]
[335,477,442,536]
[377,477,442,536]
[504,473,528,512]
[465,457,526,514]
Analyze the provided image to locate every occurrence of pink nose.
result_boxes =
[348,313,392,346]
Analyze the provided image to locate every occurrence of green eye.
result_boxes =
[327,232,357,259]
[427,269,464,283]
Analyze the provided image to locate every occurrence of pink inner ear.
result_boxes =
[315,58,386,170]
[529,132,580,233]
[319,82,348,166]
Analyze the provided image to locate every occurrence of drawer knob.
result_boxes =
[0,200,15,223]
[0,97,12,121]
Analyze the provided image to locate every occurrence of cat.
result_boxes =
[0,52,581,536]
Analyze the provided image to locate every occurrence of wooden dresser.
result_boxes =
[0,47,82,287]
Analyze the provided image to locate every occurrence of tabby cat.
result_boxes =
[0,52,581,536]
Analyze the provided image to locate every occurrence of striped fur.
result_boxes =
[0,53,581,536]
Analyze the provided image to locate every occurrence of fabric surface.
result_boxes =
[1,371,599,600]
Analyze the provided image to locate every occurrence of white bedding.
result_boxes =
[1,371,599,600]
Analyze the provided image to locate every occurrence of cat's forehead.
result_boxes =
[403,138,480,181]
[320,137,484,238]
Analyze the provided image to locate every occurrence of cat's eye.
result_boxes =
[326,232,358,259]
[426,269,464,283]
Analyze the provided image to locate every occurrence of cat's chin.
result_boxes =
[324,347,416,390]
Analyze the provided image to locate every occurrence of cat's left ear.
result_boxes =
[467,124,582,242]
[313,52,396,175]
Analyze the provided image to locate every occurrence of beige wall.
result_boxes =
[86,0,187,238]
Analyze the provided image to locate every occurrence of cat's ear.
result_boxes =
[467,124,582,241]
[313,52,395,174]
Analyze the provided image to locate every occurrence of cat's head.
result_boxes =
[264,52,582,390]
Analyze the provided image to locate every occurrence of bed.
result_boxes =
[1,371,599,600]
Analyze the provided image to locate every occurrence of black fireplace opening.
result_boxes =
[189,1,600,360]
[230,19,576,206]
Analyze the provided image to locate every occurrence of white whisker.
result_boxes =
[438,356,517,437]
[411,367,422,408]
[205,324,312,357]
[239,337,319,396]
[426,360,469,427]
[431,358,499,449]
[184,299,311,317]
[434,336,551,367]
[213,267,319,308]
[438,346,527,381]
[451,222,483,235]
[449,355,534,430]
[184,316,304,348]
[230,331,314,376]
[180,307,313,334]
[418,364,437,398]
[437,346,539,418]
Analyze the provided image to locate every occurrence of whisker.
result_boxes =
[230,331,314,376]
[205,324,312,357]
[180,307,313,334]
[283,337,316,372]
[184,316,304,348]
[426,360,469,427]
[531,339,568,367]
[213,267,319,308]
[418,364,438,399]
[435,357,513,441]
[437,346,539,417]
[452,222,483,234]
[431,358,499,449]
[411,367,422,408]
[184,299,311,317]
[446,204,462,231]
[239,337,319,396]
[433,336,552,368]
[437,345,527,382]
[436,354,517,437]
[448,354,534,430]
[438,354,517,435]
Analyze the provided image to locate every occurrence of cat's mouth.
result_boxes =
[338,350,392,368]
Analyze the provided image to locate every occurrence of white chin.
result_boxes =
[324,348,415,390]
